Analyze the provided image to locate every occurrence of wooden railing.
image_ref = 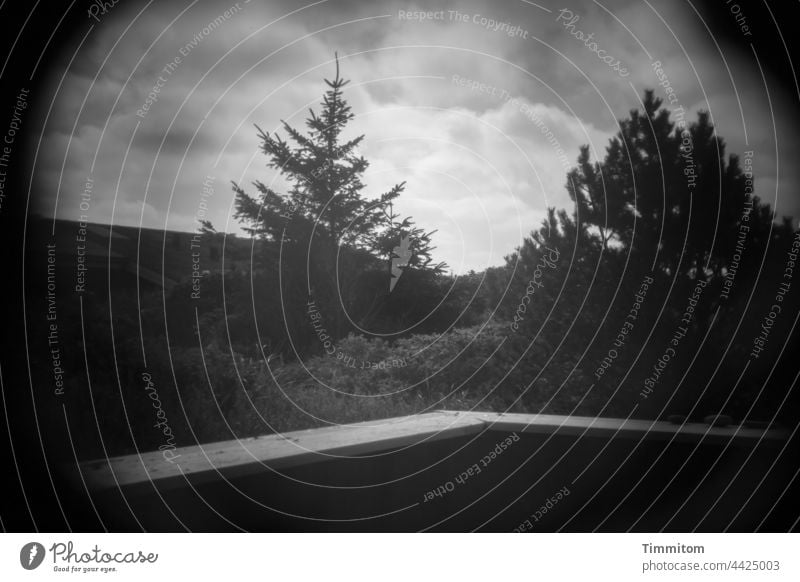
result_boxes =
[82,410,790,503]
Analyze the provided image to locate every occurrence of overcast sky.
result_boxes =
[33,0,800,272]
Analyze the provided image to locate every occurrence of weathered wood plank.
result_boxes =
[467,411,789,443]
[80,410,789,495]
[81,411,485,494]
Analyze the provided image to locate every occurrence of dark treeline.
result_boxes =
[29,64,799,460]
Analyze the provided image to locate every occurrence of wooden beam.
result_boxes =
[79,410,789,495]
[462,411,789,444]
[81,411,485,494]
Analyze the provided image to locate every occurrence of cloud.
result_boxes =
[31,0,799,272]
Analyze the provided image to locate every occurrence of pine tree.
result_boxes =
[565,90,775,281]
[231,55,444,340]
